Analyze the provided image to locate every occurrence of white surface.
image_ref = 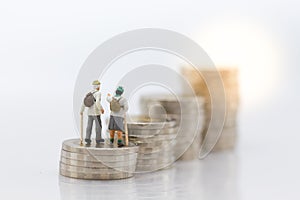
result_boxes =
[0,0,300,199]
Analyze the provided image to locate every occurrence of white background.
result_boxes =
[0,0,300,199]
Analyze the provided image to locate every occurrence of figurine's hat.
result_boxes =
[92,80,101,85]
[116,86,124,93]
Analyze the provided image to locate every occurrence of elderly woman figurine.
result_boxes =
[106,86,128,147]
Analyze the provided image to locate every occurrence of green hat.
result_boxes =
[117,86,124,92]
[92,80,101,85]
[115,86,124,96]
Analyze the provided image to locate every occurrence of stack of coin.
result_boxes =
[140,96,205,160]
[182,67,239,151]
[59,139,139,180]
[127,116,178,172]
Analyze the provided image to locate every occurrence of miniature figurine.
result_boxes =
[106,86,128,147]
[80,80,104,145]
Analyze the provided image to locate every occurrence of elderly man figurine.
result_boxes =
[80,80,104,145]
[106,86,128,147]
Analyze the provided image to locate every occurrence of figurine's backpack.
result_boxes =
[83,91,96,107]
[110,97,122,112]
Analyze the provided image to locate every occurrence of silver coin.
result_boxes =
[135,162,169,169]
[141,97,204,115]
[60,162,136,173]
[135,144,172,154]
[136,140,176,148]
[191,85,237,90]
[135,163,173,172]
[137,153,175,160]
[191,83,239,88]
[136,161,173,168]
[130,140,176,147]
[204,107,239,115]
[62,139,139,155]
[204,118,237,127]
[202,127,237,138]
[141,95,204,105]
[127,116,177,130]
[215,135,237,143]
[171,124,204,133]
[168,114,205,122]
[137,150,174,158]
[152,103,203,112]
[61,150,137,162]
[129,133,177,141]
[136,157,175,165]
[178,153,199,161]
[133,137,174,143]
[212,143,236,151]
[142,104,205,113]
[128,126,178,136]
[137,150,174,159]
[203,133,237,151]
[214,140,237,147]
[192,85,239,91]
[137,144,176,154]
[142,114,204,124]
[219,132,237,138]
[220,127,238,132]
[129,137,175,143]
[60,157,137,169]
[133,140,173,147]
[143,105,203,115]
[217,135,237,142]
[60,168,133,180]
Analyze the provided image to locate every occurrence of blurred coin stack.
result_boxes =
[127,116,178,172]
[59,139,139,180]
[182,67,239,151]
[140,96,205,160]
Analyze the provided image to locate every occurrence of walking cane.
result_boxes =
[80,114,83,146]
[124,114,129,146]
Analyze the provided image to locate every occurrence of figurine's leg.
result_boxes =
[85,116,93,144]
[115,116,124,147]
[108,115,115,143]
[95,115,103,144]
[117,131,124,147]
[109,130,115,143]
[117,131,123,143]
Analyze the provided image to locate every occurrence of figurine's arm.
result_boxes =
[106,94,112,103]
[123,103,128,112]
[80,104,85,114]
[95,93,102,109]
[95,92,104,114]
[121,98,129,112]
